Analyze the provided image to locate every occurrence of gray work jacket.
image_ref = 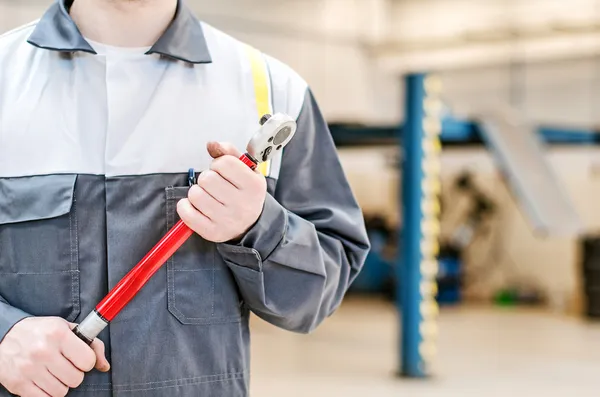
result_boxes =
[0,1,370,396]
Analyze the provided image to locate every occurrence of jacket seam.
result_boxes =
[72,371,247,392]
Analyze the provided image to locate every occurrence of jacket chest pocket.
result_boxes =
[165,187,242,325]
[0,175,80,321]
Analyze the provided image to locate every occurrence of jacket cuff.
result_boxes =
[0,303,31,343]
[218,194,287,270]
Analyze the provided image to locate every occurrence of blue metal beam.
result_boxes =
[399,74,425,378]
[399,73,425,377]
[399,73,443,378]
[329,122,600,146]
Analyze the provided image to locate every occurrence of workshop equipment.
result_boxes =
[72,113,297,344]
[581,236,600,319]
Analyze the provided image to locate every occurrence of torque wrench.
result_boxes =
[72,113,297,344]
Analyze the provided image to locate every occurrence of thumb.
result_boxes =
[90,338,111,373]
[207,141,242,159]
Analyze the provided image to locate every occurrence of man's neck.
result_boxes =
[70,0,178,47]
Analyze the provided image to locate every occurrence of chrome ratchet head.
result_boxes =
[246,113,297,163]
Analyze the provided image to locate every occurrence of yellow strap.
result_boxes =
[244,45,272,177]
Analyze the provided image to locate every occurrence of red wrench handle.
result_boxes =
[73,153,257,344]
[96,221,193,321]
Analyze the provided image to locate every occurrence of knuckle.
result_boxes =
[30,342,51,361]
[47,321,68,341]
[16,360,35,376]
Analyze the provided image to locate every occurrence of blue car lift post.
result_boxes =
[397,74,584,379]
[399,73,442,378]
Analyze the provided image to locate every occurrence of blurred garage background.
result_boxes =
[3,1,600,396]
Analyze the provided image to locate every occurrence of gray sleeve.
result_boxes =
[0,295,31,343]
[217,89,370,333]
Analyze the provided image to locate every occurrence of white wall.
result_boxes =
[379,0,600,72]
[390,0,600,42]
[440,57,600,128]
[376,0,600,128]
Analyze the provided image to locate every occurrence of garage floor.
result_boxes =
[250,298,600,397]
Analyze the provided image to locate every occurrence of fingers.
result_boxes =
[196,170,237,204]
[33,370,68,397]
[17,383,51,397]
[47,355,84,389]
[207,141,242,159]
[59,334,96,373]
[177,198,213,234]
[210,155,255,189]
[90,339,110,373]
[188,185,225,220]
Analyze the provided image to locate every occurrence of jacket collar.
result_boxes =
[27,0,212,64]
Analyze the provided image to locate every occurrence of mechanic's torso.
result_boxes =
[0,23,267,397]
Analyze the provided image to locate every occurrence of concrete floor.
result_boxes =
[250,298,600,397]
